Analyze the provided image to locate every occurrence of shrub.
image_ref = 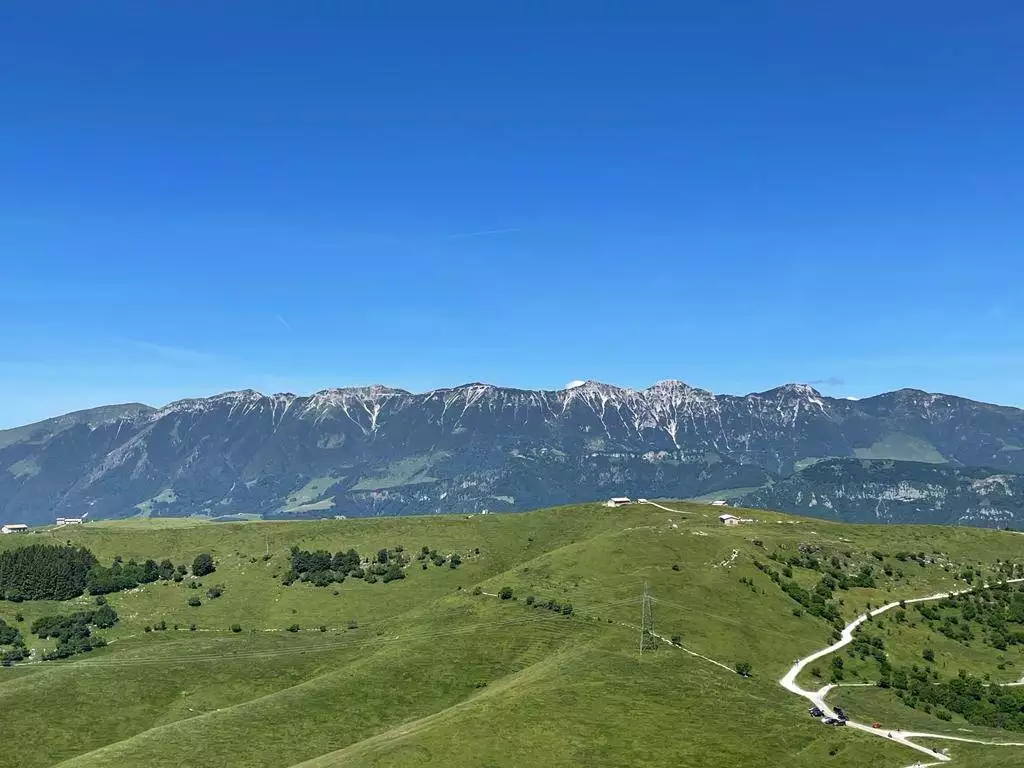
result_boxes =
[810,666,822,678]
[561,604,573,616]
[193,553,216,577]
[525,595,535,606]
[499,586,513,600]
[286,624,300,633]
[188,597,202,607]
[672,563,680,571]
[472,586,483,596]
[671,635,681,646]
[144,625,152,633]
[229,624,242,633]
[922,647,935,663]
[14,612,24,623]
[206,585,223,599]
[319,625,327,632]
[735,661,752,677]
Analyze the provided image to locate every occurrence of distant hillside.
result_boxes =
[1,380,1023,526]
[736,458,1024,526]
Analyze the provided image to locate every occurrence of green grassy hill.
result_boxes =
[1,503,1023,767]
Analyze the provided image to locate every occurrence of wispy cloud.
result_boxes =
[275,314,292,330]
[131,340,217,365]
[807,376,845,386]
[448,228,521,239]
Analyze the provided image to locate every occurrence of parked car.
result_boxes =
[808,707,823,717]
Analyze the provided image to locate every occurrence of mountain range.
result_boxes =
[2,380,1023,527]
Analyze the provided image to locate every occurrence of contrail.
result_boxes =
[275,314,292,330]
[448,228,521,239]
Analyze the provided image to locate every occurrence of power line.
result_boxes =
[639,582,656,655]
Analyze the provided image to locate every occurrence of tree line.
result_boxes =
[1,544,216,601]
[0,544,97,601]
[891,666,1024,731]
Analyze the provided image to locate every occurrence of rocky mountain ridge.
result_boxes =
[2,380,1022,526]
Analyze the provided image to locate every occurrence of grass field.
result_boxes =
[1,502,1023,767]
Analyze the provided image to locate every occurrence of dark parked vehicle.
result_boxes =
[808,707,823,717]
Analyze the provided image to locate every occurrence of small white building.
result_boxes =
[710,499,729,507]
[718,513,741,526]
[605,497,632,507]
[1,524,29,535]
[56,517,84,526]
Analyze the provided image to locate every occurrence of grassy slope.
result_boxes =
[0,503,1021,767]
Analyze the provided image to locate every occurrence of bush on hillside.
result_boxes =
[193,553,216,577]
[499,586,513,600]
[735,661,752,677]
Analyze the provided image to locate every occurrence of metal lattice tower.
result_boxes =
[639,582,656,655]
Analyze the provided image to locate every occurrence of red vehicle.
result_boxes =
[872,722,882,729]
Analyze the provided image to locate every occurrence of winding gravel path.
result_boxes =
[779,578,1024,765]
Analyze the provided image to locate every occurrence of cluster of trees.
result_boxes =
[284,543,463,588]
[283,546,370,587]
[86,556,188,594]
[0,544,97,601]
[753,559,844,627]
[30,600,118,660]
[0,544,216,601]
[0,618,27,664]
[0,618,22,646]
[523,594,573,615]
[416,545,462,569]
[890,667,1024,731]
[914,584,1024,650]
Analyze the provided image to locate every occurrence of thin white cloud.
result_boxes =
[131,340,216,365]
[275,314,292,330]
[565,380,586,389]
[448,228,521,239]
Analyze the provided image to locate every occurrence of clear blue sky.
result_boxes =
[2,1,1023,427]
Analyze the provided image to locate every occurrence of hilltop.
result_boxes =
[1,501,1023,767]
[2,379,1024,527]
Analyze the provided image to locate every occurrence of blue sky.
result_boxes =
[2,1,1023,427]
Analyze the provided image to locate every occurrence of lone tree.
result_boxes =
[735,661,753,677]
[193,553,216,577]
[499,586,513,600]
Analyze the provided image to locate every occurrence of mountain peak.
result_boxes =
[754,383,824,399]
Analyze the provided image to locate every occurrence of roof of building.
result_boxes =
[2,523,29,529]
[718,513,740,521]
[609,497,631,503]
